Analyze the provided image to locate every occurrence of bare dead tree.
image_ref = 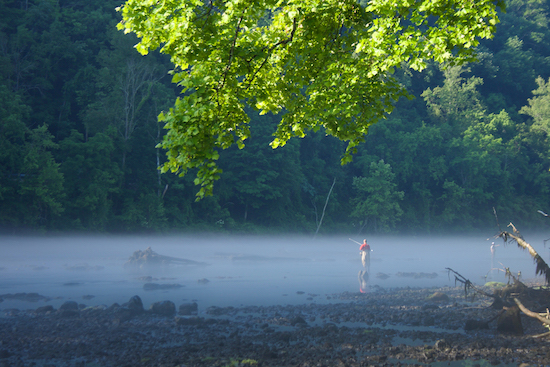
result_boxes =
[313,177,336,239]
[118,59,163,169]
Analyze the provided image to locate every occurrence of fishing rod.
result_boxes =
[349,238,373,251]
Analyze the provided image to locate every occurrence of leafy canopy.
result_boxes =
[117,0,505,198]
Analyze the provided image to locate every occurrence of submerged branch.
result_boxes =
[446,267,495,300]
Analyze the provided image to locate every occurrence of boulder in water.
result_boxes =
[179,302,198,316]
[150,300,176,316]
[124,295,144,314]
[143,283,184,291]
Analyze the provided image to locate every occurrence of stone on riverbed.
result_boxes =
[143,283,184,290]
[175,316,205,326]
[178,302,198,315]
[290,316,307,326]
[0,292,48,302]
[396,272,438,279]
[426,292,450,302]
[35,305,55,314]
[59,300,79,310]
[58,301,80,317]
[112,306,135,322]
[150,300,176,316]
[465,319,489,330]
[123,295,145,314]
[1,285,549,366]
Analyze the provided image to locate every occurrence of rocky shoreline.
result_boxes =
[1,285,549,367]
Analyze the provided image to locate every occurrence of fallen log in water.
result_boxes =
[124,247,208,269]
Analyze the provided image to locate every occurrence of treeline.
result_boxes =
[1,0,550,234]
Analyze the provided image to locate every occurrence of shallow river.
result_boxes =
[1,233,548,313]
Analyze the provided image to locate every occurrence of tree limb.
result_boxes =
[514,297,550,326]
[245,17,297,90]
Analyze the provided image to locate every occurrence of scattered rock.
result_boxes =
[150,300,176,316]
[206,306,226,315]
[59,301,79,311]
[124,295,144,314]
[106,303,121,312]
[35,305,55,314]
[63,282,81,286]
[422,304,439,310]
[0,286,547,366]
[465,319,489,330]
[376,272,390,279]
[396,272,438,279]
[434,339,449,350]
[112,307,135,322]
[175,316,204,326]
[143,283,184,290]
[0,292,47,302]
[426,292,450,302]
[58,301,80,317]
[423,315,435,326]
[198,278,210,284]
[179,302,198,315]
[290,316,307,326]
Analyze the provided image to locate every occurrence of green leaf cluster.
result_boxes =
[117,0,504,198]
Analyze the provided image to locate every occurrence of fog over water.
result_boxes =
[1,233,549,313]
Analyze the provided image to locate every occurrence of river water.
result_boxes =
[1,233,548,313]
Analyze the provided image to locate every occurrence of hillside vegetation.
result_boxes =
[1,0,550,234]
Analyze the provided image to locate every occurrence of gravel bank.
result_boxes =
[0,285,548,366]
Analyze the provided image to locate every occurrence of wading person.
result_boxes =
[359,239,370,269]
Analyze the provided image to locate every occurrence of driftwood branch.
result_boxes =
[446,267,496,300]
[497,223,550,284]
[514,298,550,326]
[514,297,550,338]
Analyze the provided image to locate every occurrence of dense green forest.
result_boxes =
[1,0,550,234]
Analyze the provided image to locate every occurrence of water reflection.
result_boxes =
[488,241,501,280]
[358,270,369,293]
